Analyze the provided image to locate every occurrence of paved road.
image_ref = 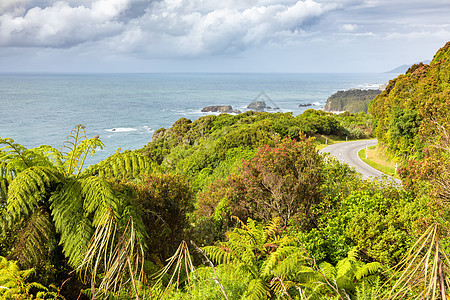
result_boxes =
[320,139,402,185]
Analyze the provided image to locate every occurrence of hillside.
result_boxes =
[370,41,450,195]
[324,89,381,113]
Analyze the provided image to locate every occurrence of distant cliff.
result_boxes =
[324,89,382,113]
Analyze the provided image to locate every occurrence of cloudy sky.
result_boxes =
[0,0,449,73]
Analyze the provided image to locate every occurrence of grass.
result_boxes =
[358,145,400,178]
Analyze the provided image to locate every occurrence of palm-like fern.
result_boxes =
[0,256,62,299]
[203,217,311,299]
[202,218,385,299]
[313,248,384,298]
[0,125,156,298]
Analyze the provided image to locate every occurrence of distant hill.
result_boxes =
[385,60,431,73]
[324,89,382,113]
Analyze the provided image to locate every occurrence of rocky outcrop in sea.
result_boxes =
[201,105,241,114]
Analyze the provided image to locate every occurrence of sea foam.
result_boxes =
[105,127,138,133]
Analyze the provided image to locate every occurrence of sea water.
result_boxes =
[0,73,395,165]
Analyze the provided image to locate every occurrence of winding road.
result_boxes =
[320,139,402,185]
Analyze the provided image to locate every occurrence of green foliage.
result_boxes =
[131,173,195,261]
[336,189,417,266]
[0,256,62,299]
[368,43,450,268]
[370,41,450,162]
[297,109,345,136]
[141,110,373,188]
[162,264,251,300]
[199,136,323,229]
[85,150,160,180]
[196,218,386,300]
[203,217,311,299]
[0,125,152,298]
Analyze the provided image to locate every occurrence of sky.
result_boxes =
[0,0,449,73]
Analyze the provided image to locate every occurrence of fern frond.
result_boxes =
[346,246,359,262]
[270,276,296,297]
[84,151,159,180]
[336,257,355,279]
[355,262,383,280]
[0,139,57,199]
[244,278,270,300]
[49,178,94,267]
[61,125,104,177]
[0,137,30,169]
[33,145,64,170]
[7,166,62,220]
[81,176,118,226]
[295,265,323,284]
[0,177,7,202]
[231,215,249,230]
[12,207,54,268]
[0,138,59,177]
[265,217,281,239]
[318,262,337,281]
[203,245,234,265]
[0,256,34,297]
[261,245,308,278]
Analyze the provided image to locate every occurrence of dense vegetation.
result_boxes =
[370,41,450,202]
[1,42,450,299]
[324,89,382,114]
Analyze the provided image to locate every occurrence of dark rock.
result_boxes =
[201,105,241,114]
[247,101,267,112]
[298,103,313,108]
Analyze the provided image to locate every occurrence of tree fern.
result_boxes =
[310,248,385,298]
[203,217,308,299]
[2,125,150,297]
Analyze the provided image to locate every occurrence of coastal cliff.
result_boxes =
[324,89,381,113]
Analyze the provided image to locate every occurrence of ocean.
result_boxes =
[0,73,395,165]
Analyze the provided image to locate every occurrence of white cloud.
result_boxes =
[341,23,358,32]
[0,0,337,56]
[1,0,449,72]
[0,0,129,47]
[124,0,338,57]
